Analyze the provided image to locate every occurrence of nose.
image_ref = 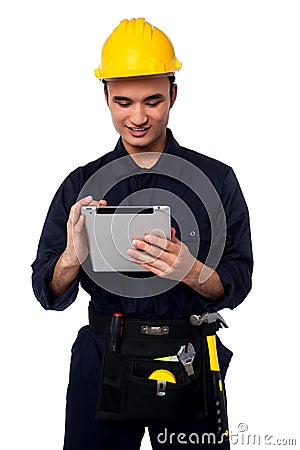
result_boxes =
[130,104,148,126]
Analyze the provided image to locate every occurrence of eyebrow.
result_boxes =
[112,93,165,102]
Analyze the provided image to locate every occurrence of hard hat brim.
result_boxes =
[100,72,176,82]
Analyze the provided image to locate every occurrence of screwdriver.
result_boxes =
[109,312,123,352]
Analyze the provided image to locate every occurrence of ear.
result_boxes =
[170,84,177,108]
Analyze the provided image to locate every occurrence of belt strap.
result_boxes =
[88,307,219,338]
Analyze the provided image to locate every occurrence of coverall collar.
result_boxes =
[111,128,183,183]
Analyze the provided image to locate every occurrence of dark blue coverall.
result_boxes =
[31,130,253,449]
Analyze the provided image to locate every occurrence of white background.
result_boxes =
[1,0,299,448]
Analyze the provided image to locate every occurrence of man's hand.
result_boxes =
[126,227,195,282]
[127,227,224,299]
[50,196,107,297]
[65,196,107,266]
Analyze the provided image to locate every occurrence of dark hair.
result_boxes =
[103,75,176,102]
[168,75,176,101]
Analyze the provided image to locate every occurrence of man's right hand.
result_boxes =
[65,195,107,266]
[50,196,107,297]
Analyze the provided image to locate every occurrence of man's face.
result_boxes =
[105,76,177,154]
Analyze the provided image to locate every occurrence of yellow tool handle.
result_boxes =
[206,335,229,441]
[206,335,220,371]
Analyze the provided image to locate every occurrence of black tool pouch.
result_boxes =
[96,331,208,422]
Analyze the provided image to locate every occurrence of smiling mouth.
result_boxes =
[126,126,151,132]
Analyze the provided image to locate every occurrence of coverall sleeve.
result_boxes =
[31,172,81,311]
[201,167,253,312]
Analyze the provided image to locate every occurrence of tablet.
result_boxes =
[81,206,171,272]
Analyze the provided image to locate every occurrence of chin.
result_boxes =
[125,136,153,150]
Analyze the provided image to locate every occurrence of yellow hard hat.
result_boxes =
[95,18,182,80]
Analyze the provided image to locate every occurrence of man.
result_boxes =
[32,18,253,449]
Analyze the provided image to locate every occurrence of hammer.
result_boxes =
[190,312,229,442]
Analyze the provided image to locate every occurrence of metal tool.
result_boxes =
[190,312,228,328]
[148,370,176,396]
[190,312,229,441]
[177,343,196,376]
[206,334,229,440]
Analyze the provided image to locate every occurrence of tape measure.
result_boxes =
[148,369,176,383]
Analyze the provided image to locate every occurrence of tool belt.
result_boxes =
[89,307,228,433]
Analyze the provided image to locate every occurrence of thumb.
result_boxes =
[171,227,181,243]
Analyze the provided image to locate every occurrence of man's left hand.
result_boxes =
[126,227,196,282]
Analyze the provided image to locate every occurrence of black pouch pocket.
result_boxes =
[126,359,207,421]
[97,350,128,420]
[97,341,208,421]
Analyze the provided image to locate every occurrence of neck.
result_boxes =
[122,131,168,168]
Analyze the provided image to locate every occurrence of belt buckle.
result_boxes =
[140,325,169,336]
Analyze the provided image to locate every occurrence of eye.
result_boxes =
[116,102,131,108]
[146,101,162,108]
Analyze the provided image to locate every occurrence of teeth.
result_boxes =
[131,127,148,132]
